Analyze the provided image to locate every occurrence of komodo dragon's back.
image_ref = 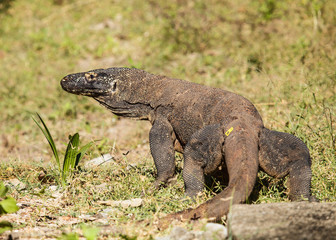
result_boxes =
[61,67,317,225]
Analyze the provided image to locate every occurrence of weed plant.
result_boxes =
[32,113,92,187]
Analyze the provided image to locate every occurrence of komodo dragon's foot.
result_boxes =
[147,176,178,195]
[153,175,178,189]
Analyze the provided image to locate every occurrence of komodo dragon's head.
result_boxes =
[60,67,154,119]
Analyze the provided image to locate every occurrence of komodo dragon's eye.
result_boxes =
[85,72,97,81]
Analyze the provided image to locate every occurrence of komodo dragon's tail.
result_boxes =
[258,127,318,202]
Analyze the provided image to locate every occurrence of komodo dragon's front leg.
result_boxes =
[183,124,224,197]
[149,115,176,188]
[160,119,260,226]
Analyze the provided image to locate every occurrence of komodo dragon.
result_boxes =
[61,67,316,223]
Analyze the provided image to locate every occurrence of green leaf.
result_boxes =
[75,141,93,167]
[81,224,100,240]
[69,133,80,170]
[58,232,79,240]
[62,133,80,184]
[32,113,61,170]
[0,182,8,198]
[120,234,137,240]
[0,221,13,234]
[0,197,19,214]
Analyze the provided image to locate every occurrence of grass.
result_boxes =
[0,0,335,239]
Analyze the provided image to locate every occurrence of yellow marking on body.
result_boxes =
[225,127,233,136]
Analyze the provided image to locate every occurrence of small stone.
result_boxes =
[94,212,108,219]
[155,236,170,240]
[155,227,207,240]
[169,227,187,240]
[192,230,204,239]
[102,208,119,215]
[84,154,114,168]
[6,178,26,190]
[79,214,97,221]
[8,230,20,240]
[95,183,108,190]
[204,223,228,239]
[129,198,143,207]
[48,185,58,191]
[169,227,198,240]
[120,198,143,208]
[48,186,62,199]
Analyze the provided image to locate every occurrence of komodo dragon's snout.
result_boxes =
[61,67,317,227]
[61,70,115,97]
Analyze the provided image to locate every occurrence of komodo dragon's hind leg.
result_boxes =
[259,128,317,202]
[160,120,260,225]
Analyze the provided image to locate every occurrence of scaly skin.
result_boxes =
[61,67,317,227]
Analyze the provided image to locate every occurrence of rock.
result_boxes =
[169,227,196,240]
[229,202,336,240]
[95,183,108,191]
[84,153,114,168]
[155,226,211,240]
[48,185,62,199]
[8,230,20,240]
[120,198,143,208]
[204,223,228,239]
[48,185,62,198]
[155,236,170,240]
[58,216,81,225]
[79,214,97,222]
[48,185,58,191]
[102,207,120,215]
[6,178,26,191]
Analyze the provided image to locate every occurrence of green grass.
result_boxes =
[0,0,335,238]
